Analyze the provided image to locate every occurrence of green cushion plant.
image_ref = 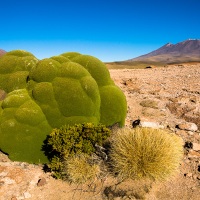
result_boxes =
[0,50,38,93]
[0,50,127,163]
[0,89,51,163]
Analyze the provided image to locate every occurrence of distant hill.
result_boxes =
[128,39,200,64]
[0,49,6,57]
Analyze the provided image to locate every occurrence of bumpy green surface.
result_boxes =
[99,85,127,126]
[70,54,127,126]
[0,50,38,93]
[29,59,101,128]
[0,89,51,163]
[0,50,127,163]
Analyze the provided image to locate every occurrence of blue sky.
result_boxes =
[0,0,199,61]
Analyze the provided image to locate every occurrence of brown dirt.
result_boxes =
[0,63,200,200]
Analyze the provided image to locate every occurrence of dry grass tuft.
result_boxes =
[64,154,100,184]
[110,127,183,181]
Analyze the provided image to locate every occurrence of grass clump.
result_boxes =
[110,127,183,181]
[65,154,100,184]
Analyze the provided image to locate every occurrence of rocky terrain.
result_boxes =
[0,63,200,200]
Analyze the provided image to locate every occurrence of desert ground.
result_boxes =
[0,63,200,200]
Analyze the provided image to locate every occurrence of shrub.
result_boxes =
[64,153,100,183]
[44,123,110,179]
[110,127,183,181]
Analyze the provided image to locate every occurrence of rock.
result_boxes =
[140,121,164,129]
[177,122,198,132]
[192,143,200,151]
[176,130,188,137]
[188,150,200,158]
[23,192,31,198]
[184,141,193,149]
[188,131,194,135]
[193,175,198,180]
[132,119,141,128]
[145,65,156,69]
[186,173,193,178]
[37,177,47,187]
[2,177,15,185]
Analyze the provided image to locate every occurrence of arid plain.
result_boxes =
[0,62,200,200]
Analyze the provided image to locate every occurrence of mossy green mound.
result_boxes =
[0,89,51,163]
[29,59,101,128]
[70,54,127,126]
[0,50,127,163]
[99,85,127,126]
[0,50,38,93]
[50,56,70,64]
[71,54,114,87]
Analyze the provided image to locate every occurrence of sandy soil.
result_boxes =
[0,63,200,200]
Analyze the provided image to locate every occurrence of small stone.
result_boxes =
[2,177,15,184]
[192,143,200,151]
[187,173,193,178]
[132,119,141,128]
[176,130,187,137]
[37,177,47,187]
[177,122,198,132]
[188,150,200,158]
[140,121,164,129]
[11,196,17,200]
[0,181,4,186]
[184,159,191,164]
[23,192,31,199]
[18,196,25,200]
[193,175,197,180]
[191,187,196,191]
[184,141,193,149]
[188,131,194,136]
[0,171,8,176]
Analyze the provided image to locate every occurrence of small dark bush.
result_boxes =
[43,123,110,179]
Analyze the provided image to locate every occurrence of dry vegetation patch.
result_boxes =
[64,154,101,184]
[110,127,183,181]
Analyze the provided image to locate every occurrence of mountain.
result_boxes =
[128,39,200,64]
[0,49,6,57]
